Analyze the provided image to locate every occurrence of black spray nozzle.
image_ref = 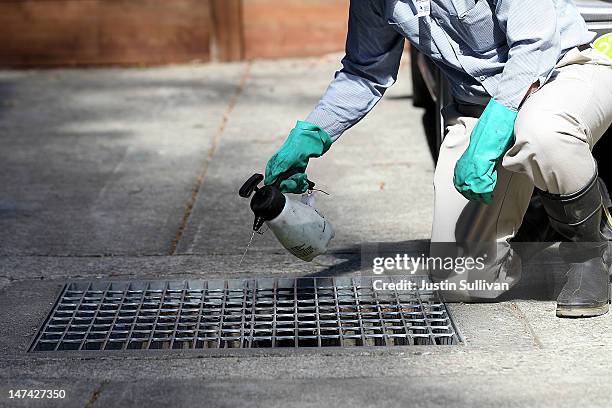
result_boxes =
[239,173,284,232]
[239,173,264,198]
[239,171,315,232]
[239,173,266,231]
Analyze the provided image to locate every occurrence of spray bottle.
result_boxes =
[239,172,334,262]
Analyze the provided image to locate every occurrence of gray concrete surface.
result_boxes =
[0,66,246,256]
[1,55,612,408]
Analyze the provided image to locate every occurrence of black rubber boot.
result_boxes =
[599,178,612,241]
[600,178,612,272]
[539,175,610,318]
[511,194,564,263]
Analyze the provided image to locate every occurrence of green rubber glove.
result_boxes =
[453,99,518,204]
[265,120,332,193]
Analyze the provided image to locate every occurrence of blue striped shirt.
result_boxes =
[306,0,595,141]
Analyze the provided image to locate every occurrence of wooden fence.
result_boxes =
[0,0,348,67]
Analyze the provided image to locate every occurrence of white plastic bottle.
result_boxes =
[265,191,334,261]
[239,174,334,262]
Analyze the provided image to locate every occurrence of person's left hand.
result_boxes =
[453,99,518,204]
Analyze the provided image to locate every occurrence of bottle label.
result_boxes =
[289,243,315,260]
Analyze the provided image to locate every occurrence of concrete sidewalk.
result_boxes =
[1,56,611,408]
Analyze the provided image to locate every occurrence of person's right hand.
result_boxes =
[265,121,332,193]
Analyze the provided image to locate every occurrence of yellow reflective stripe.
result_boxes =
[592,33,612,60]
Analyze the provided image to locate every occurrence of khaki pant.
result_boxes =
[430,48,612,300]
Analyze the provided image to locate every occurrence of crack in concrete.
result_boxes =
[168,62,252,256]
[509,301,543,349]
[84,380,107,408]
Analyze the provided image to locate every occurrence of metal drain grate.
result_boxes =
[30,276,459,351]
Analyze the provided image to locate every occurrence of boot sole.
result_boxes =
[556,303,609,318]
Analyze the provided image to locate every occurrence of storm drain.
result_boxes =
[30,276,459,352]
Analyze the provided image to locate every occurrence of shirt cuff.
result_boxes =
[304,108,347,142]
[495,88,524,111]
